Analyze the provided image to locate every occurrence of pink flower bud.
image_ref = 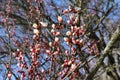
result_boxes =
[71,47,76,53]
[55,37,59,42]
[65,50,69,56]
[6,63,10,69]
[67,20,72,25]
[62,9,68,14]
[76,39,80,44]
[68,60,72,65]
[49,42,53,47]
[70,14,75,21]
[70,64,76,71]
[21,73,25,79]
[40,22,48,27]
[12,52,17,56]
[66,41,70,45]
[79,39,84,46]
[46,50,50,54]
[58,71,62,76]
[53,51,59,55]
[33,23,38,29]
[55,31,60,36]
[72,38,76,44]
[58,16,62,23]
[51,29,55,33]
[52,24,56,29]
[41,69,44,73]
[17,63,21,67]
[33,29,40,35]
[61,64,65,67]
[33,35,39,40]
[7,71,12,79]
[68,6,74,12]
[71,26,74,32]
[30,48,34,52]
[64,37,69,42]
[66,31,71,36]
[35,43,41,48]
[79,29,84,35]
[74,17,78,24]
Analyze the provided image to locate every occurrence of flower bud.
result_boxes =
[6,63,10,69]
[68,60,72,65]
[55,31,60,36]
[55,37,59,42]
[52,24,56,29]
[64,37,69,42]
[70,64,76,71]
[66,31,71,36]
[65,50,69,56]
[46,50,50,54]
[59,25,64,29]
[68,6,74,12]
[62,9,68,14]
[33,23,38,29]
[66,41,70,45]
[58,71,62,76]
[33,35,39,40]
[71,47,76,53]
[41,69,44,73]
[53,51,59,55]
[7,71,12,79]
[67,20,72,25]
[72,38,76,44]
[49,42,53,47]
[76,39,80,44]
[70,14,75,21]
[79,39,84,46]
[74,17,78,24]
[58,16,62,23]
[71,26,74,32]
[35,43,41,48]
[51,29,55,33]
[33,29,40,35]
[40,22,48,27]
[30,48,34,52]
[79,29,84,35]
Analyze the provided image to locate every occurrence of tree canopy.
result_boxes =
[0,0,120,80]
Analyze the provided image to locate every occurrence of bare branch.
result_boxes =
[85,25,120,80]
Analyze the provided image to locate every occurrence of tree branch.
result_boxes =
[85,25,120,80]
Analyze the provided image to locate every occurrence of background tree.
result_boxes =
[0,0,120,80]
